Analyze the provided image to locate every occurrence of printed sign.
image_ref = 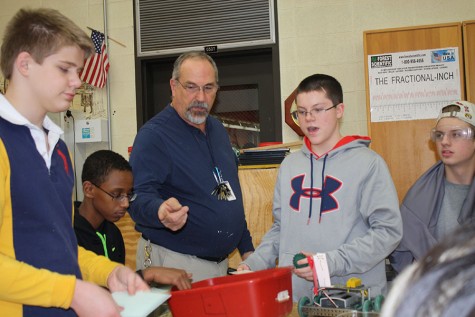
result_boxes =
[368,48,461,122]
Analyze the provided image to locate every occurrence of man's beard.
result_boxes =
[185,101,209,125]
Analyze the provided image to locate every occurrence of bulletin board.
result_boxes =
[463,20,475,102]
[363,23,465,202]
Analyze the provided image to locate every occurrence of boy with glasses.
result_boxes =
[75,150,192,290]
[238,74,402,301]
[0,8,148,317]
[391,101,475,273]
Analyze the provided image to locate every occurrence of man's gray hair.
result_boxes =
[171,51,219,83]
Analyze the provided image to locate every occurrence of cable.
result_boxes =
[66,110,78,201]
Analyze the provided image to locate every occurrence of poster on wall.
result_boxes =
[368,47,461,122]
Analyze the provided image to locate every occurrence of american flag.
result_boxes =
[80,30,110,88]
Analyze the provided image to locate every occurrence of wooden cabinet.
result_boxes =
[229,166,278,268]
[116,212,141,270]
[464,20,475,102]
[116,166,279,270]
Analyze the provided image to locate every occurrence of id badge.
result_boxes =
[223,181,236,201]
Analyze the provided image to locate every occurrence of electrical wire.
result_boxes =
[66,110,78,201]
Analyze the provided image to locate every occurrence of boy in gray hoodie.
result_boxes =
[239,74,402,301]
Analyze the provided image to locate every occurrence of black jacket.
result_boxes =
[74,202,125,264]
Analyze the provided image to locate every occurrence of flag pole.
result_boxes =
[102,0,112,151]
[86,26,126,48]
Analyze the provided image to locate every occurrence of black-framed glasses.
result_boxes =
[175,79,219,95]
[291,104,338,120]
[91,182,137,203]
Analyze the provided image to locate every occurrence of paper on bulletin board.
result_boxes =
[368,47,461,122]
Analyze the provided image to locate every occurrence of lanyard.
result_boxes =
[191,122,232,200]
[213,166,224,184]
[191,123,219,173]
[95,231,109,259]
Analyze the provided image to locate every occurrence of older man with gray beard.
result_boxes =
[129,52,254,282]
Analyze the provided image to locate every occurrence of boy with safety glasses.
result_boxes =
[391,100,475,273]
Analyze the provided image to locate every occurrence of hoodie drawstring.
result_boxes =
[308,153,314,225]
[319,154,328,223]
[308,153,328,225]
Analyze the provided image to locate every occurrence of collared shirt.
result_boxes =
[129,104,254,258]
[0,94,63,169]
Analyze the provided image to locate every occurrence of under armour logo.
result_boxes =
[290,174,342,214]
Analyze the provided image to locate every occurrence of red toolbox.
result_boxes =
[168,267,293,317]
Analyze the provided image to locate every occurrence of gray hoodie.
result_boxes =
[242,135,402,301]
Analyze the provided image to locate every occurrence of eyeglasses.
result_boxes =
[91,182,137,203]
[175,80,219,95]
[430,126,474,142]
[291,104,338,120]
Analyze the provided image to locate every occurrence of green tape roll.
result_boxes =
[293,253,309,268]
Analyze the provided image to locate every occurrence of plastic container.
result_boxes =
[168,267,293,317]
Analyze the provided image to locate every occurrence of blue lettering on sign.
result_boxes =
[431,49,456,63]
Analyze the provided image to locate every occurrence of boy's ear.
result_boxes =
[336,103,345,119]
[15,52,32,76]
[83,181,95,199]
